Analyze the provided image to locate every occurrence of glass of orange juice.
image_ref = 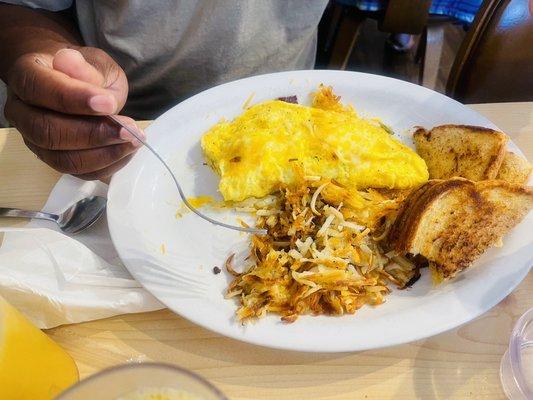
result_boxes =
[56,363,227,400]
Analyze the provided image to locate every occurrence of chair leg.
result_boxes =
[422,23,446,90]
[415,28,427,85]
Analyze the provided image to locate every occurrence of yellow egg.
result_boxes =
[186,196,214,208]
[201,98,428,202]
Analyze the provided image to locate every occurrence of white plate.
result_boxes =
[108,70,533,352]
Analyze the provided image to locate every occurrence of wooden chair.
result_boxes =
[446,0,533,103]
[316,0,451,89]
[317,1,432,69]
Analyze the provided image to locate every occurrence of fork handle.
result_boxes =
[0,208,58,222]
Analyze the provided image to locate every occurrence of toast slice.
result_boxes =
[414,125,507,181]
[496,151,532,185]
[387,178,533,279]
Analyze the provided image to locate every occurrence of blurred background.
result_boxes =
[1,0,532,127]
[315,0,532,102]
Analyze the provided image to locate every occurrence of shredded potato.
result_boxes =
[226,175,418,323]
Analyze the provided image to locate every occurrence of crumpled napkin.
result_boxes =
[0,175,164,329]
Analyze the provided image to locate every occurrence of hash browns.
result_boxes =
[225,175,417,323]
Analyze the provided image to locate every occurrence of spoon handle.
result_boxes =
[0,208,58,222]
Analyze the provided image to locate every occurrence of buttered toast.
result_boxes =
[413,125,531,184]
[387,178,533,279]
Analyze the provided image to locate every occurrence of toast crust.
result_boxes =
[496,151,532,185]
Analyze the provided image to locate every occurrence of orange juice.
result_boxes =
[0,295,78,399]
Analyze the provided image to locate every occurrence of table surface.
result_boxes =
[0,103,532,400]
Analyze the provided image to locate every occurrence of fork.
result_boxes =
[107,115,266,236]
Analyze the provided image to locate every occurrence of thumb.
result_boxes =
[52,48,128,114]
[53,48,104,86]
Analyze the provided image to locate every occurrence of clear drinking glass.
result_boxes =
[55,362,227,400]
[500,308,533,399]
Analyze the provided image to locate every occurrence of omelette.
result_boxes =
[201,86,428,202]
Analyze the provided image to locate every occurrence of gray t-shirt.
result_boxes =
[6,1,328,118]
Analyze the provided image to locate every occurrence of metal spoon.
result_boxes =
[0,196,107,234]
[107,115,266,235]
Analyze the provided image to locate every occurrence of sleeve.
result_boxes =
[1,0,73,11]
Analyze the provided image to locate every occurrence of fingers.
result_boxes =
[24,139,138,176]
[4,93,145,150]
[7,49,127,116]
[74,154,134,181]
[5,46,135,180]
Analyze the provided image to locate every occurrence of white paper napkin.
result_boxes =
[0,175,164,329]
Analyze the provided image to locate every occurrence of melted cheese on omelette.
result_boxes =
[201,93,428,202]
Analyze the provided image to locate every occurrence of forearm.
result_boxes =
[0,3,83,81]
